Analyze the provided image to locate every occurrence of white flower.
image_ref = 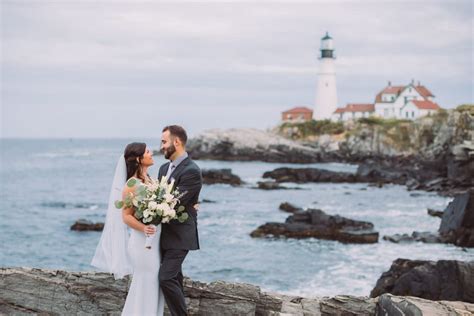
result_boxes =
[164,193,174,203]
[167,179,175,194]
[148,201,158,210]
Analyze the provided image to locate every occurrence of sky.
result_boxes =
[1,0,473,138]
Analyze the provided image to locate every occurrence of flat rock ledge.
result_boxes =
[2,267,474,315]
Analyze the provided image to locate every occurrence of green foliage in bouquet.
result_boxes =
[114,176,190,225]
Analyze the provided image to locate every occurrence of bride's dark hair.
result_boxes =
[124,142,147,182]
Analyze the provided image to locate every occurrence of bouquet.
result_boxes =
[115,176,189,248]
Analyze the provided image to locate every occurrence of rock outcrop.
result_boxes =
[261,157,471,196]
[70,219,104,231]
[250,209,379,244]
[187,128,321,163]
[428,208,444,218]
[438,189,474,247]
[2,267,474,315]
[263,167,358,184]
[376,293,474,316]
[383,190,474,248]
[278,202,302,213]
[202,168,243,186]
[0,267,378,315]
[370,258,474,303]
[254,181,303,190]
[383,231,444,244]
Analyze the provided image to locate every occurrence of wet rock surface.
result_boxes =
[251,209,379,244]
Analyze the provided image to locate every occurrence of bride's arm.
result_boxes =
[121,186,155,234]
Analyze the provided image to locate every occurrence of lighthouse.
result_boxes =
[314,32,338,120]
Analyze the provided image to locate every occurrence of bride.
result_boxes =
[91,142,165,316]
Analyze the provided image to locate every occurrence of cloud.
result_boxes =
[1,1,473,138]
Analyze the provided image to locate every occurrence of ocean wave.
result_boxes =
[33,151,91,158]
[40,201,104,210]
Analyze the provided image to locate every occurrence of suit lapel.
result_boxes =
[158,162,170,180]
[168,157,190,183]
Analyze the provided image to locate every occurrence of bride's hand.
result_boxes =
[143,225,155,235]
[194,203,200,211]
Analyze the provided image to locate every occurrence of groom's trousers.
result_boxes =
[159,249,189,316]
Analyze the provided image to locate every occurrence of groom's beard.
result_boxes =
[163,144,176,160]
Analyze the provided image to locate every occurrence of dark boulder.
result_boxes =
[439,189,474,247]
[427,208,444,218]
[370,258,474,303]
[278,202,302,213]
[202,169,243,186]
[70,219,104,231]
[250,209,379,244]
[383,232,444,244]
[256,181,289,190]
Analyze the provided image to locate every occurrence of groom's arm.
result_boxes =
[176,167,202,207]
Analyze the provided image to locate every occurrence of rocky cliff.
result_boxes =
[277,105,473,162]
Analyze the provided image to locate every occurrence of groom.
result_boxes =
[158,125,201,316]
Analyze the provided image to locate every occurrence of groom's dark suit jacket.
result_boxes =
[158,157,201,251]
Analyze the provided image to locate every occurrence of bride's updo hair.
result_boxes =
[124,142,147,182]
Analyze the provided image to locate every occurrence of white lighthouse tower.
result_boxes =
[314,32,338,120]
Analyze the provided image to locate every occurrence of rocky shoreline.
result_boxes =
[186,107,473,197]
[2,267,474,315]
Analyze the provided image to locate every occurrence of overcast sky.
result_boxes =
[1,0,473,138]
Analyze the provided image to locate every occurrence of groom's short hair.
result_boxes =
[163,125,188,145]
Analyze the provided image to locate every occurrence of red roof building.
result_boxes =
[401,99,441,120]
[411,100,440,110]
[332,103,375,121]
[282,106,313,122]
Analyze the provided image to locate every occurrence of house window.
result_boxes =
[406,112,408,118]
[412,111,415,118]
[392,96,395,101]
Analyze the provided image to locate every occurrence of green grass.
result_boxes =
[455,104,474,115]
[279,119,345,138]
[357,117,412,129]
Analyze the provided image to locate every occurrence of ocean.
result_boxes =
[1,138,472,297]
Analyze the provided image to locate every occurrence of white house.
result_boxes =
[332,80,440,121]
[374,80,435,119]
[332,103,375,121]
[400,100,441,120]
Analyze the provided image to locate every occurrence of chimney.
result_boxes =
[411,78,415,85]
[388,81,391,87]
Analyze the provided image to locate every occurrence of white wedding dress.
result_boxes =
[91,155,165,316]
[122,225,165,316]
